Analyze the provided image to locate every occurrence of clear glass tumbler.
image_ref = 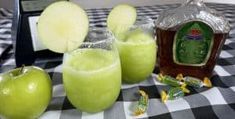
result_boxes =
[115,17,157,83]
[62,28,121,113]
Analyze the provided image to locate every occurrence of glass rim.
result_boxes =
[82,27,114,45]
[65,27,115,54]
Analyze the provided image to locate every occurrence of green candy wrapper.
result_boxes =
[161,85,190,103]
[157,73,185,87]
[179,75,212,88]
[134,90,149,116]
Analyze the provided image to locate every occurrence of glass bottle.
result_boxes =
[155,0,230,80]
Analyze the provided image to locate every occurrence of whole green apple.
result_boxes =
[0,66,52,119]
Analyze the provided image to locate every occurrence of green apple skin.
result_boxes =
[116,32,157,83]
[0,66,52,119]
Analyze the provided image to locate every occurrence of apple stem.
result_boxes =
[20,64,25,74]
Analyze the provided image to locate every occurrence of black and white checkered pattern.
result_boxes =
[1,3,235,119]
[0,8,14,71]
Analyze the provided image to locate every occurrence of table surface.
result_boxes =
[1,3,235,119]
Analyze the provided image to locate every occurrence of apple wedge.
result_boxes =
[37,1,89,53]
[107,4,137,36]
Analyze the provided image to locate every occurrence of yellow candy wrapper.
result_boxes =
[203,77,212,88]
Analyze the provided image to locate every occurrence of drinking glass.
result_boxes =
[115,17,157,83]
[63,28,121,113]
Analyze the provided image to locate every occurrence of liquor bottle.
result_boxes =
[155,0,230,79]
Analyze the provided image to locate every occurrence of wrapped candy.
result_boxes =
[176,74,212,88]
[134,90,149,116]
[161,86,190,103]
[157,73,185,87]
[184,76,212,88]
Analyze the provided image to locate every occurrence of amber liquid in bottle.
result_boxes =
[156,28,228,79]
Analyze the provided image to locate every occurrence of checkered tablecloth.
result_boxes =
[1,3,235,119]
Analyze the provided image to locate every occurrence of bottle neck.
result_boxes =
[185,0,204,6]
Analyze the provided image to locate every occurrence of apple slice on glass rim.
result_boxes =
[37,1,89,53]
[107,4,137,37]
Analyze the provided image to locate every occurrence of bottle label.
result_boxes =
[173,21,214,66]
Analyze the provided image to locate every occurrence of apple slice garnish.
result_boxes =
[107,4,137,36]
[37,1,89,53]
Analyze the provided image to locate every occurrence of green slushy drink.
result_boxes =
[63,48,121,112]
[116,30,156,83]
